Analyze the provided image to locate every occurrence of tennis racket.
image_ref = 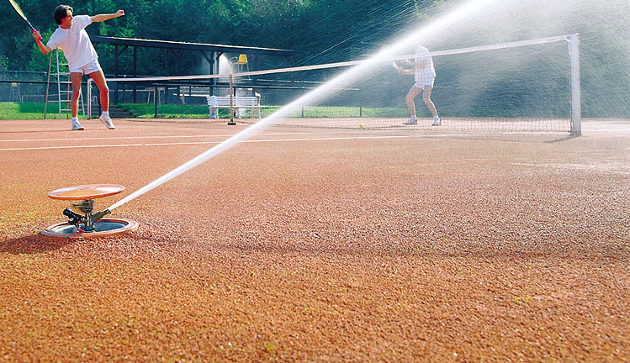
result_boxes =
[393,61,412,72]
[8,0,42,40]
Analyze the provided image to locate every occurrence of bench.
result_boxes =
[206,95,262,119]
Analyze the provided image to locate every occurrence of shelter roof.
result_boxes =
[91,36,294,56]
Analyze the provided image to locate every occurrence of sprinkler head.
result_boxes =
[63,208,84,226]
[44,184,138,238]
[92,209,111,223]
[60,208,110,232]
[71,199,94,214]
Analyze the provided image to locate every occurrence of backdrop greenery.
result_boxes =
[1,0,629,118]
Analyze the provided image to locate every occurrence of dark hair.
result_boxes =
[53,5,73,25]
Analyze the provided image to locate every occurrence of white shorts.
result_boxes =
[413,77,435,88]
[414,71,435,87]
[70,59,103,75]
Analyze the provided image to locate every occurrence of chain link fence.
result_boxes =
[0,70,48,103]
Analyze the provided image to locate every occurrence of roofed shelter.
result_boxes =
[91,35,294,77]
[90,36,294,103]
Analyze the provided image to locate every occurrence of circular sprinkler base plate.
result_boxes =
[42,218,139,239]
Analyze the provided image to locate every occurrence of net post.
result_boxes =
[227,74,236,125]
[569,33,581,136]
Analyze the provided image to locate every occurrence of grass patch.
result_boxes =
[118,103,211,118]
[0,102,75,120]
[121,103,408,119]
[294,106,408,118]
[2,102,409,120]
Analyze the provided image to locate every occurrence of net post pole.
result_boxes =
[569,33,581,136]
[228,74,236,125]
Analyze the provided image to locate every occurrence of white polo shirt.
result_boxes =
[47,15,98,70]
[414,46,436,86]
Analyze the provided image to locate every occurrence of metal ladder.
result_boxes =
[44,49,85,120]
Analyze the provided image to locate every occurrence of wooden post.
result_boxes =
[154,85,158,118]
[133,47,137,103]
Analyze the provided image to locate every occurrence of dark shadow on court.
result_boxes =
[0,234,75,255]
[544,134,580,144]
[442,134,577,144]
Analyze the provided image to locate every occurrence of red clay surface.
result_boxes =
[1,118,629,362]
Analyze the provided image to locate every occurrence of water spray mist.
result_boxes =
[108,0,508,212]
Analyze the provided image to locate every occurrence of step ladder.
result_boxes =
[44,48,86,120]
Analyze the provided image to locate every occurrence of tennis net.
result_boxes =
[89,34,580,134]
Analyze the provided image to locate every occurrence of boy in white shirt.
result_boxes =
[33,5,124,130]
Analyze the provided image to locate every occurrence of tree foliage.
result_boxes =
[1,0,421,73]
[2,0,629,117]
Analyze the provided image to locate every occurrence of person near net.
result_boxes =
[396,45,441,126]
[32,5,124,130]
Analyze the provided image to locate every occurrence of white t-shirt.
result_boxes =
[47,15,98,70]
[414,46,436,84]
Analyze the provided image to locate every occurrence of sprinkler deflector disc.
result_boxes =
[43,184,138,238]
[42,218,139,238]
[48,184,125,200]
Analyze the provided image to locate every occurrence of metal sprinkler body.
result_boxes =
[43,185,137,238]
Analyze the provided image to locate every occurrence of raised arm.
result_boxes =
[396,58,423,75]
[32,31,52,55]
[91,10,125,23]
[396,67,415,75]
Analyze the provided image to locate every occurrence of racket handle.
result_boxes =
[32,29,43,41]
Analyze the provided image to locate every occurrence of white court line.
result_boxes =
[0,132,314,143]
[586,129,630,133]
[0,133,457,152]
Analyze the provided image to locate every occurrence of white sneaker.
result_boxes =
[99,115,115,129]
[71,119,84,130]
[403,118,418,125]
[432,116,441,126]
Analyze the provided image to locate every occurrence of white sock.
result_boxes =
[102,111,109,118]
[411,115,417,120]
[72,116,78,122]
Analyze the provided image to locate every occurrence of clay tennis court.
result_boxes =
[1,118,629,361]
